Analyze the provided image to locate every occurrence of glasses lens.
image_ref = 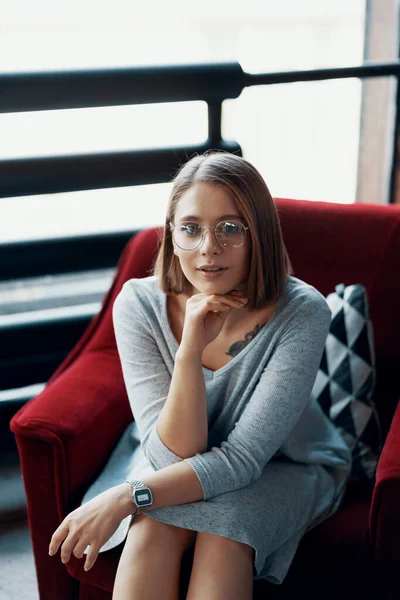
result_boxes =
[216,221,246,249]
[173,222,203,250]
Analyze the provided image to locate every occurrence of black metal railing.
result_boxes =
[1,60,399,408]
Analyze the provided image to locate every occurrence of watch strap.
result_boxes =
[126,479,151,516]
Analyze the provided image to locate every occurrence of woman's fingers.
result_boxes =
[191,294,247,309]
[72,539,88,559]
[49,522,69,556]
[62,536,98,571]
[49,519,81,564]
[212,306,230,313]
[52,530,96,570]
[60,532,80,564]
[48,485,129,573]
[205,296,247,311]
[197,295,247,315]
[84,545,99,571]
[210,300,230,311]
[182,291,248,349]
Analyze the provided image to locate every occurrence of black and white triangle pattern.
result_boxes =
[310,283,383,481]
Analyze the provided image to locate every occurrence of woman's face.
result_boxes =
[172,182,251,296]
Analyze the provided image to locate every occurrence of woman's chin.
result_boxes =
[189,280,225,296]
[196,281,237,296]
[186,271,247,296]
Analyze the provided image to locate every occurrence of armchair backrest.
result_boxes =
[276,198,400,435]
[47,197,400,436]
[46,227,163,388]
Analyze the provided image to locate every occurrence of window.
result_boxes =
[0,0,374,244]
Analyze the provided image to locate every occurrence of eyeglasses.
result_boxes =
[169,220,249,251]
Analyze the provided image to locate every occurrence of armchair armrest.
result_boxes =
[11,351,132,501]
[369,398,400,599]
[9,351,132,600]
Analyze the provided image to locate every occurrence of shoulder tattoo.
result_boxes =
[226,324,262,357]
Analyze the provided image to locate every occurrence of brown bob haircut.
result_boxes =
[152,150,294,310]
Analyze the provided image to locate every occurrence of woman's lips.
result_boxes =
[197,268,227,280]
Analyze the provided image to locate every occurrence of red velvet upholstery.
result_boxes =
[10,197,400,600]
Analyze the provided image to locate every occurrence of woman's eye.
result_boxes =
[222,222,240,233]
[180,224,200,236]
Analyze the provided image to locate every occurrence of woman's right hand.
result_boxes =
[48,484,132,572]
[179,291,248,357]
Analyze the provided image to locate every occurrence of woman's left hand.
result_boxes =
[48,483,132,571]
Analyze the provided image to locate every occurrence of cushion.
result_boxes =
[311,283,383,481]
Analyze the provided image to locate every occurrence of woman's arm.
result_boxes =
[113,281,245,465]
[154,290,246,458]
[116,295,333,510]
[120,459,205,516]
[155,348,208,458]
[48,461,204,572]
[183,296,343,501]
[112,281,200,467]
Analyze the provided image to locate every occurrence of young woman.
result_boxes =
[49,152,352,600]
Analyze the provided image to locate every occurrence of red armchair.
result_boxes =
[10,197,400,600]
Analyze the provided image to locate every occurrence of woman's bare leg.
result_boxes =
[186,532,254,600]
[112,513,197,600]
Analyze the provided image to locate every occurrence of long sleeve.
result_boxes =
[184,296,333,501]
[112,281,184,470]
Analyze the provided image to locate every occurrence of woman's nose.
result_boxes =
[200,228,221,252]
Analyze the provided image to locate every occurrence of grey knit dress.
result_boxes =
[81,274,352,584]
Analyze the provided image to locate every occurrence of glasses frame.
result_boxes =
[169,219,249,251]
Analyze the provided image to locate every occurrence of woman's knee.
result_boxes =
[126,512,197,556]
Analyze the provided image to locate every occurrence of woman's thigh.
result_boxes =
[205,461,337,557]
[126,512,198,555]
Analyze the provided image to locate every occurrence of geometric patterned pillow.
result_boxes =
[311,283,383,482]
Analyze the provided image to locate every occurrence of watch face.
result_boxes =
[134,488,153,507]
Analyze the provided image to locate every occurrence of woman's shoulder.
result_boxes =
[284,275,332,320]
[120,274,160,296]
[113,275,163,316]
